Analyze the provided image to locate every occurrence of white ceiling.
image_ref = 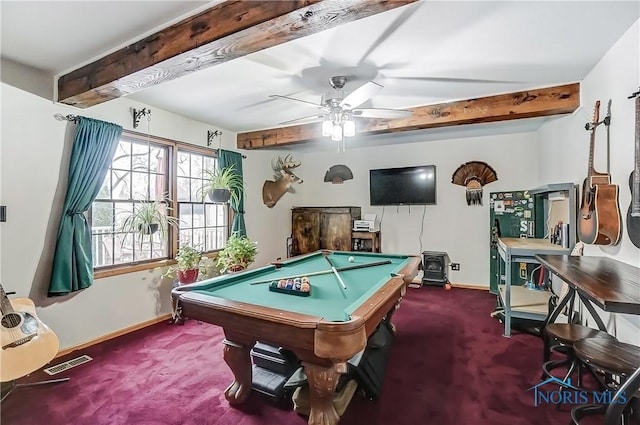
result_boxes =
[1,1,639,142]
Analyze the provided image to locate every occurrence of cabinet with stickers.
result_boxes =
[489,183,577,337]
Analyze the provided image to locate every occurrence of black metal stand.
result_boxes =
[1,377,69,402]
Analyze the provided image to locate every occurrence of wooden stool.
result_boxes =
[571,338,640,425]
[542,323,616,388]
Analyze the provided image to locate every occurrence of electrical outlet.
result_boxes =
[451,263,460,271]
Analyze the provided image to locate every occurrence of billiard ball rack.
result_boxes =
[269,280,311,297]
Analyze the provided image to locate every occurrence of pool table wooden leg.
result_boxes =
[222,338,255,405]
[304,363,341,425]
[385,299,402,335]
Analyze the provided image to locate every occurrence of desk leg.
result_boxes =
[222,337,255,405]
[304,363,341,425]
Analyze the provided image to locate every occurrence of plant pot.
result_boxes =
[228,264,246,273]
[208,189,231,203]
[177,268,199,284]
[138,223,159,235]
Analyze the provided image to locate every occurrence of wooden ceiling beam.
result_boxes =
[236,83,580,149]
[57,0,417,108]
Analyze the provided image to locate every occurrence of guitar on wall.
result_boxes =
[0,284,60,382]
[628,88,640,248]
[577,100,622,246]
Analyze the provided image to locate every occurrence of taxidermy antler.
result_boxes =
[451,161,498,206]
[262,155,303,208]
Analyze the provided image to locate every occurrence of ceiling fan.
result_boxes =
[270,76,412,143]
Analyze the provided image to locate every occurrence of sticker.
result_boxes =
[504,193,513,199]
[494,200,505,213]
[505,208,514,214]
[524,210,532,219]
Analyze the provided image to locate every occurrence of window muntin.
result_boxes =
[90,131,229,273]
[176,149,228,252]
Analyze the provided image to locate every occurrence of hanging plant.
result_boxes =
[198,164,244,204]
[119,194,179,248]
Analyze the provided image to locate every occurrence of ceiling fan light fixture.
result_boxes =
[322,119,333,137]
[331,124,343,142]
[343,119,355,137]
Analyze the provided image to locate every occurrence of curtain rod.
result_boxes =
[53,113,79,122]
[54,113,247,158]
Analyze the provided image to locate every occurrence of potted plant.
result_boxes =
[216,233,258,273]
[199,164,244,204]
[164,244,204,284]
[119,195,179,248]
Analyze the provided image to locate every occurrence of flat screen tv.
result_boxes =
[369,165,436,205]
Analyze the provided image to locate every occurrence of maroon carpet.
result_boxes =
[2,288,581,425]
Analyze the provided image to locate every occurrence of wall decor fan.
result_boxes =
[451,161,498,206]
[270,76,412,145]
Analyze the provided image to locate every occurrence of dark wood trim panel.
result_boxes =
[57,0,417,108]
[237,83,580,149]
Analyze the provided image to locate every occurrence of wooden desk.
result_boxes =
[535,255,640,317]
[535,255,640,425]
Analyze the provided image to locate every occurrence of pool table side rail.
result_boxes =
[176,291,370,360]
[172,255,420,361]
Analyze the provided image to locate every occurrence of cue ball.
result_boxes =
[348,256,355,263]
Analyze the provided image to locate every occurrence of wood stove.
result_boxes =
[421,251,450,286]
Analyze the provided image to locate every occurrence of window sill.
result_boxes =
[94,252,220,279]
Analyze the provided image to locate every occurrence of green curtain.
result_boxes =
[48,117,123,296]
[218,149,246,237]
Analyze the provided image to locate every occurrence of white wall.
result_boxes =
[538,20,640,344]
[295,131,539,286]
[0,75,292,349]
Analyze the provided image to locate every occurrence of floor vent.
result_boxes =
[43,355,93,375]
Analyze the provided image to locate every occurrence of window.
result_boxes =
[176,149,228,251]
[91,131,229,274]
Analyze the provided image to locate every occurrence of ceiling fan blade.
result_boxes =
[340,81,383,109]
[389,76,522,84]
[279,114,327,125]
[356,4,419,66]
[269,94,327,110]
[352,108,412,119]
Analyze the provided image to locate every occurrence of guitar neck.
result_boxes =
[586,101,600,180]
[633,96,640,215]
[0,284,16,315]
[587,128,597,179]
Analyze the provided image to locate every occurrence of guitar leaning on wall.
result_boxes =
[0,284,60,382]
[628,89,640,248]
[577,100,622,245]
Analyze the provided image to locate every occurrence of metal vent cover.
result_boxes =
[43,355,93,375]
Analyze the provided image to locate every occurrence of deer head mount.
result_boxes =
[262,155,303,208]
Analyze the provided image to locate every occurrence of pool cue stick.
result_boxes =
[324,255,347,290]
[338,260,392,272]
[248,260,393,285]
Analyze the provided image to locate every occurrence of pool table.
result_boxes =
[172,250,420,425]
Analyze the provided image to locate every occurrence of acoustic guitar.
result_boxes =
[628,92,640,248]
[577,100,622,245]
[0,284,59,382]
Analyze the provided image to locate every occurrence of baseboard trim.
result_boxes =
[56,314,173,358]
[450,283,489,291]
[408,280,489,291]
